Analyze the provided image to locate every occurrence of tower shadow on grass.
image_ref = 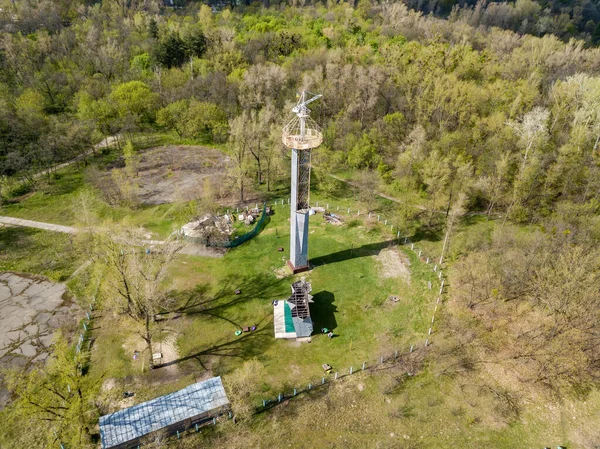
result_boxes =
[309,239,398,268]
[310,291,337,332]
[168,273,287,318]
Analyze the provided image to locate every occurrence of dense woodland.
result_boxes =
[1,0,600,447]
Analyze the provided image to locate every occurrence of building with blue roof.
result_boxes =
[99,376,229,449]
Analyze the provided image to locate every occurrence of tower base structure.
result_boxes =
[288,209,309,273]
[287,260,310,274]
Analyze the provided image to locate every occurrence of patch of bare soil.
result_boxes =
[121,332,182,383]
[153,335,180,377]
[94,145,232,206]
[179,244,226,258]
[136,145,231,205]
[274,266,290,279]
[375,248,411,283]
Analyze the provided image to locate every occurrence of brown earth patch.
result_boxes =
[93,145,233,206]
[135,145,231,205]
[374,248,411,283]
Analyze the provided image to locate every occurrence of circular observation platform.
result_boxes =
[282,129,323,150]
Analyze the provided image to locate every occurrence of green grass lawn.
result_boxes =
[0,162,193,239]
[88,203,439,401]
[84,202,600,449]
[0,226,84,282]
[4,138,597,449]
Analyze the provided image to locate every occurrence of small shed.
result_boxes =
[99,377,229,449]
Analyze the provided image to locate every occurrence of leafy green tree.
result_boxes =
[156,99,228,142]
[347,133,379,169]
[181,26,207,59]
[2,332,99,449]
[109,81,158,129]
[184,100,228,143]
[153,33,186,69]
[505,107,550,222]
[420,150,451,224]
[156,99,189,137]
[76,91,120,146]
[130,52,152,77]
[122,139,139,178]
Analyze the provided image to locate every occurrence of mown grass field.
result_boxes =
[87,203,439,400]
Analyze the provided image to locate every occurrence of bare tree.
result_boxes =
[439,192,468,265]
[357,170,379,213]
[223,359,266,421]
[228,114,252,202]
[504,107,550,222]
[93,227,182,369]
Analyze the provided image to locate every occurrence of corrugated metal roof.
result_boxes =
[292,316,313,337]
[99,376,229,448]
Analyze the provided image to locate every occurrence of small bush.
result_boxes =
[8,182,33,198]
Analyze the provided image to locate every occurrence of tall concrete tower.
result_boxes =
[282,91,323,273]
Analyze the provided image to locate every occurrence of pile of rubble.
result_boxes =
[181,213,233,245]
[237,206,272,225]
[324,211,343,225]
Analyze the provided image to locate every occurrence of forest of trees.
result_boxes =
[1,0,599,221]
[1,0,600,445]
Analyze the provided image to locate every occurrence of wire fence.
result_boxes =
[75,281,99,362]
[76,197,450,447]
[207,197,450,414]
[257,343,427,413]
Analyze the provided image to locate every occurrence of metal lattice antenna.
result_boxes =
[282,91,323,150]
[283,90,323,273]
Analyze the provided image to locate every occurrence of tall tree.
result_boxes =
[93,227,182,369]
[505,107,550,222]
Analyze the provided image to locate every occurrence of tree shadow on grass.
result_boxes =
[157,273,289,370]
[310,239,398,267]
[310,290,337,332]
[167,273,287,319]
[157,315,273,369]
[411,227,443,244]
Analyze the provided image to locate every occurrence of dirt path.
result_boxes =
[30,135,119,181]
[0,216,77,234]
[328,174,495,218]
[0,217,224,258]
[328,174,419,208]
